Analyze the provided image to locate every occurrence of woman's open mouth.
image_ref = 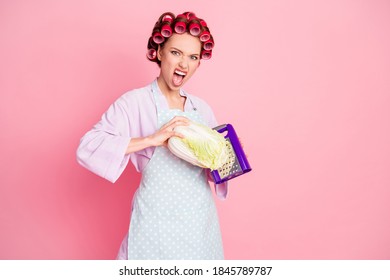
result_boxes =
[173,69,187,86]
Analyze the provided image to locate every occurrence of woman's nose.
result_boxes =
[179,57,188,68]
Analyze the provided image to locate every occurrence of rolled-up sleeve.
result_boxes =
[76,97,131,183]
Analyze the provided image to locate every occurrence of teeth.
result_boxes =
[175,70,186,76]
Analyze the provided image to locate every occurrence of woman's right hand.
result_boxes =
[148,116,190,147]
[126,116,190,155]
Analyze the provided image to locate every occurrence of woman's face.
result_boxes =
[157,33,201,93]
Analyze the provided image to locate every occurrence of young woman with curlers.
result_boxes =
[77,11,227,260]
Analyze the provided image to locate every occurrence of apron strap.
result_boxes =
[151,79,198,113]
[151,80,161,113]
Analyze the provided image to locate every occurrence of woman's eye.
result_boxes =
[190,56,199,60]
[171,51,180,56]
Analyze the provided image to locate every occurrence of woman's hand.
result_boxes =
[126,116,190,155]
[149,116,190,147]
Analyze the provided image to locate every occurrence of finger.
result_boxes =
[171,115,190,122]
[168,116,190,126]
[165,129,185,138]
[161,117,189,130]
[165,121,189,133]
[172,132,186,138]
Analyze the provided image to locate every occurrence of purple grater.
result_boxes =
[211,124,252,184]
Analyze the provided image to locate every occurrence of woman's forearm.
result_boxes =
[125,136,156,155]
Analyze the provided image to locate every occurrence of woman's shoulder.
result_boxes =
[115,83,154,108]
[120,83,153,101]
[186,92,213,112]
[185,91,217,127]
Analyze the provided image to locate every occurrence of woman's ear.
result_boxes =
[157,45,162,62]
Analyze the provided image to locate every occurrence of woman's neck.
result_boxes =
[157,77,186,110]
[158,76,183,96]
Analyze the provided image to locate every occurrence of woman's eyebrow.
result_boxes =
[171,47,200,56]
[170,47,183,53]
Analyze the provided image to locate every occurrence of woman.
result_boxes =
[77,11,227,260]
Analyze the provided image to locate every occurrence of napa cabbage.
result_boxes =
[167,121,229,170]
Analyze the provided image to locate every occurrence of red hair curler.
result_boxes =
[174,14,193,34]
[147,12,215,63]
[199,30,210,42]
[162,14,173,23]
[184,12,196,20]
[161,23,172,38]
[199,19,207,27]
[147,48,157,60]
[176,14,187,20]
[188,15,197,21]
[189,22,201,36]
[174,21,186,34]
[152,32,164,44]
[203,39,214,51]
[201,50,212,60]
[147,37,157,49]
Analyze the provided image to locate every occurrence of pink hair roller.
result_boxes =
[161,23,172,38]
[174,21,186,34]
[147,49,157,60]
[152,32,164,44]
[189,22,201,36]
[185,12,196,19]
[199,31,210,42]
[162,14,173,23]
[148,37,158,49]
[201,50,212,60]
[203,39,214,51]
[176,14,187,20]
[199,19,207,27]
[188,15,197,21]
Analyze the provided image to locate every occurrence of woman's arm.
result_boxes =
[76,99,132,182]
[125,116,189,154]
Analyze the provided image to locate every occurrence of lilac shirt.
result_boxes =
[76,80,228,199]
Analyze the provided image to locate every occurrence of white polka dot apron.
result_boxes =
[126,83,224,260]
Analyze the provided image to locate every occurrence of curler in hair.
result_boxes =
[199,30,211,42]
[147,12,215,63]
[174,21,186,34]
[189,21,201,36]
[199,19,207,27]
[161,22,172,38]
[184,11,196,20]
[176,14,187,20]
[147,49,157,60]
[152,32,165,44]
[203,39,214,51]
[201,50,212,60]
[147,37,157,49]
[162,14,173,23]
[188,15,197,21]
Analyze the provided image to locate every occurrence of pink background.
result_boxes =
[1,0,390,259]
